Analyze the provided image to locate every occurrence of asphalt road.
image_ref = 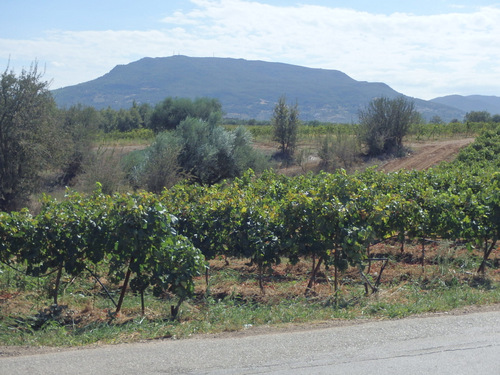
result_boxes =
[1,309,499,374]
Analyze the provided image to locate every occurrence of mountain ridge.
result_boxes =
[430,95,500,115]
[52,55,466,122]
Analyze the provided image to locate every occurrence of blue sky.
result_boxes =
[1,0,499,99]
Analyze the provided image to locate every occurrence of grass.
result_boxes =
[1,240,499,348]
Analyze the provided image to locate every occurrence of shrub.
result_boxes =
[359,96,418,157]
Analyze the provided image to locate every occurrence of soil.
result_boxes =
[262,137,475,176]
[375,138,474,172]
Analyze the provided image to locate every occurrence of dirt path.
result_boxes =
[376,138,474,172]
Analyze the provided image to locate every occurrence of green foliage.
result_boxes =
[464,110,492,123]
[0,209,35,264]
[359,96,419,156]
[174,117,268,185]
[164,182,233,262]
[455,125,500,168]
[25,192,104,278]
[0,64,62,211]
[0,187,206,317]
[2,125,500,320]
[59,103,153,134]
[176,116,235,184]
[271,96,300,160]
[99,128,155,142]
[149,97,222,132]
[124,132,183,193]
[123,112,269,189]
[104,191,206,315]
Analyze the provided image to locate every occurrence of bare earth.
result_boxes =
[376,138,474,172]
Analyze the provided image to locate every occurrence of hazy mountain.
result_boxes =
[52,56,465,122]
[430,95,500,115]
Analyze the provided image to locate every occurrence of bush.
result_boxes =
[177,116,268,184]
[149,97,222,132]
[126,116,269,188]
[124,132,184,193]
[78,147,128,194]
[359,96,418,157]
[318,132,360,172]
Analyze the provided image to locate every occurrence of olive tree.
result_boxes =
[125,113,268,188]
[149,97,222,132]
[359,96,418,156]
[176,114,267,184]
[0,64,61,211]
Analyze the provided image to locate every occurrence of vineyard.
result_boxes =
[0,126,499,346]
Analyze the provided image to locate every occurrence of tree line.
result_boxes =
[2,63,499,213]
[0,66,301,211]
[0,65,247,211]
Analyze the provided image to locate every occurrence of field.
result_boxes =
[1,128,499,351]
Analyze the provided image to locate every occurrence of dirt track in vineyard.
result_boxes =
[375,138,475,172]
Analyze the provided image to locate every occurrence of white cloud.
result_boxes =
[1,0,499,99]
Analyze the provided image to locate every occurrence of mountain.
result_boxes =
[430,95,500,115]
[52,56,465,122]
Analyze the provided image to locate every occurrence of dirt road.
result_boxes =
[377,138,474,172]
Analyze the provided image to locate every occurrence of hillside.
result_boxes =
[430,95,500,115]
[52,56,464,122]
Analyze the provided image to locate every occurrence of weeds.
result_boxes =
[0,241,499,347]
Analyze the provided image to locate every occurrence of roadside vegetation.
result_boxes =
[1,65,500,348]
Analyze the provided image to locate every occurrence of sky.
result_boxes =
[1,0,499,100]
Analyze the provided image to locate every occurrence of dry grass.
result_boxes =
[1,236,499,348]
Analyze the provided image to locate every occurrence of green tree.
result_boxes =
[99,107,119,132]
[135,101,153,128]
[149,97,222,132]
[176,115,266,184]
[0,64,61,211]
[359,96,418,156]
[127,114,268,188]
[430,115,444,124]
[58,104,99,185]
[464,111,491,123]
[116,108,139,132]
[271,96,300,160]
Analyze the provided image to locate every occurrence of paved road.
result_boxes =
[1,310,499,374]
